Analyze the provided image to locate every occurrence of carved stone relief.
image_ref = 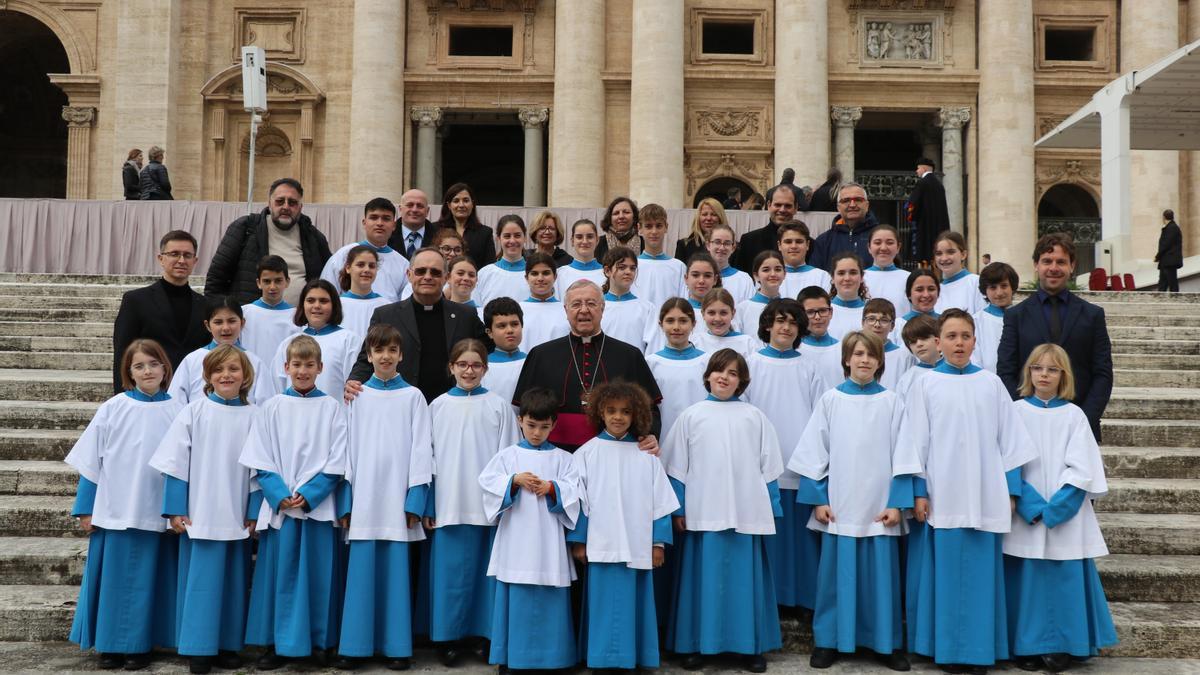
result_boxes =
[234,8,306,64]
[239,125,293,158]
[849,11,948,68]
[685,152,773,196]
[686,106,771,146]
[1036,158,1100,192]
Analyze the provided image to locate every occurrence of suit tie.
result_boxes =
[1046,295,1062,342]
[406,231,420,258]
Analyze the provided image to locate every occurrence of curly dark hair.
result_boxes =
[585,381,654,439]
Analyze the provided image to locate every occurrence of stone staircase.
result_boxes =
[0,274,1199,667]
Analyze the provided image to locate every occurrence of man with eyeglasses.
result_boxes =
[906,156,950,265]
[387,189,434,260]
[112,230,209,393]
[205,177,332,305]
[344,248,485,403]
[808,182,878,273]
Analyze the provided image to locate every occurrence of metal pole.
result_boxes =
[246,112,260,215]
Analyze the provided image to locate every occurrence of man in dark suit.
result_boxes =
[906,157,950,265]
[111,230,209,393]
[343,247,485,402]
[388,189,435,259]
[998,233,1113,440]
[733,182,799,272]
[1155,209,1183,292]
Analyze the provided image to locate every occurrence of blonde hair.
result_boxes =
[1018,343,1076,400]
[840,330,885,379]
[530,210,564,247]
[687,198,729,243]
[285,334,322,364]
[202,345,254,403]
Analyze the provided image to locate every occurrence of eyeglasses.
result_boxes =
[438,245,464,256]
[863,315,894,326]
[160,251,196,260]
[130,360,163,371]
[272,198,300,206]
[838,197,866,205]
[567,300,601,310]
[805,307,832,318]
[452,361,485,371]
[411,267,444,278]
[708,239,735,249]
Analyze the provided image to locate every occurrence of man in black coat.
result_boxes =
[1155,209,1183,292]
[388,189,435,259]
[111,230,209,393]
[204,177,332,305]
[138,146,173,200]
[343,248,485,403]
[906,157,949,265]
[997,233,1113,440]
[733,182,799,272]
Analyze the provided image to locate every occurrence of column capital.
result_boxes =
[830,105,863,128]
[938,106,971,130]
[518,106,549,129]
[61,105,96,128]
[410,106,443,127]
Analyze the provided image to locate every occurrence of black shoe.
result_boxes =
[1013,655,1042,671]
[939,665,969,674]
[1042,653,1072,672]
[123,653,151,671]
[809,647,838,669]
[681,653,704,671]
[745,653,768,673]
[496,665,509,675]
[256,649,286,670]
[439,645,461,667]
[189,656,213,674]
[877,651,911,672]
[214,651,242,669]
[387,657,411,670]
[333,655,360,670]
[97,653,125,670]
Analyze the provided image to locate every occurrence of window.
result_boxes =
[1044,27,1095,61]
[448,25,513,58]
[701,20,755,55]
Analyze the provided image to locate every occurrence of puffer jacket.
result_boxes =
[138,161,172,200]
[203,209,332,304]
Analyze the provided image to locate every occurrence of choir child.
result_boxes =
[707,223,755,303]
[971,262,1019,374]
[798,286,844,391]
[445,254,481,314]
[319,198,411,301]
[1005,344,1117,671]
[67,340,183,671]
[481,298,526,408]
[663,348,783,673]
[861,298,914,391]
[555,219,606,297]
[333,324,432,670]
[424,338,520,666]
[743,299,826,613]
[569,382,679,671]
[893,309,1037,673]
[476,215,531,306]
[632,203,687,309]
[933,232,984,314]
[600,246,652,350]
[692,288,757,356]
[518,252,570,352]
[777,221,831,299]
[337,245,390,339]
[480,388,581,671]
[646,298,709,438]
[864,225,911,317]
[169,296,275,404]
[736,250,786,335]
[241,255,296,368]
[827,252,868,341]
[890,267,941,351]
[271,279,361,396]
[791,332,910,672]
[683,253,721,311]
[893,313,941,400]
[240,335,349,669]
[151,345,260,674]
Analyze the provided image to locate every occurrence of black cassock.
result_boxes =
[906,171,951,265]
[512,332,663,451]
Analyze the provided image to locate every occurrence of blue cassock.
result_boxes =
[414,485,497,642]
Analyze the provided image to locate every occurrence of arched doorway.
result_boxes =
[693,176,755,208]
[0,10,69,197]
[1038,183,1100,273]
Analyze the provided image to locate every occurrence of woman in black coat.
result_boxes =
[434,182,495,265]
[122,148,143,200]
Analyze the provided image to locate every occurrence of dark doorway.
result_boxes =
[0,10,69,198]
[1038,183,1100,273]
[693,176,755,209]
[440,122,524,206]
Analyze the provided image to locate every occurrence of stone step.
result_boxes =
[1107,314,1200,328]
[0,429,81,462]
[0,462,76,496]
[0,539,86,586]
[0,309,115,323]
[0,296,121,311]
[1111,339,1200,356]
[1114,370,1200,389]
[0,496,78,537]
[1106,388,1200,420]
[0,585,77,642]
[0,337,110,354]
[1103,419,1200,449]
[1104,447,1200,479]
[0,353,110,371]
[0,371,112,403]
[1113,354,1200,371]
[1100,478,1200,515]
[0,402,97,431]
[1098,513,1200,555]
[1108,326,1200,341]
[0,322,113,338]
[0,273,203,286]
[1098,555,1200,604]
[1066,290,1200,304]
[1106,602,1200,658]
[1093,303,1200,316]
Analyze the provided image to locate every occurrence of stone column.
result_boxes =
[348,0,405,202]
[830,106,862,182]
[938,107,970,235]
[918,124,941,170]
[629,0,685,207]
[410,106,442,201]
[61,106,96,199]
[775,0,829,187]
[550,0,605,206]
[519,107,549,207]
[1122,0,1179,261]
[1188,3,1200,256]
[977,0,1035,277]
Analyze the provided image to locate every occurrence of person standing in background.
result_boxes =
[122,149,143,200]
[138,146,172,200]
[1155,209,1183,292]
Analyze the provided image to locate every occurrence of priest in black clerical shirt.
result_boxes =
[512,280,663,452]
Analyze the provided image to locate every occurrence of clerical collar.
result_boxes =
[204,339,245,350]
[518,438,556,451]
[598,430,636,442]
[252,298,293,310]
[983,304,1006,317]
[341,291,381,300]
[366,374,409,390]
[884,340,901,352]
[206,391,245,406]
[525,295,558,303]
[942,269,970,284]
[303,324,343,336]
[604,291,637,302]
[786,264,814,273]
[933,361,980,375]
[571,332,604,346]
[495,257,527,272]
[802,334,838,347]
[1024,395,1068,408]
[569,259,602,271]
[655,344,703,360]
[832,296,865,308]
[751,291,776,303]
[418,297,444,311]
[126,388,170,403]
[687,298,702,309]
[759,345,800,359]
[489,349,527,363]
[866,264,899,272]
[837,379,885,395]
[639,251,670,261]
[901,309,940,321]
[449,385,489,397]
[285,386,326,398]
[705,394,741,402]
[359,240,394,254]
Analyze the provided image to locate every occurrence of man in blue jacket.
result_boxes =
[808,182,877,272]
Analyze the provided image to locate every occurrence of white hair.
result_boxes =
[564,279,604,302]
